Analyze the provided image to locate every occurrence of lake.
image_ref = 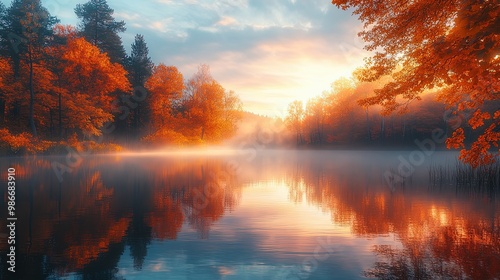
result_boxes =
[0,150,499,279]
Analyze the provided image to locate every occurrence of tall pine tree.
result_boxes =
[0,3,8,122]
[123,34,154,138]
[75,0,126,64]
[127,34,153,87]
[0,3,7,57]
[3,0,59,136]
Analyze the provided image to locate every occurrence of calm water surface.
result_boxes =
[0,150,499,279]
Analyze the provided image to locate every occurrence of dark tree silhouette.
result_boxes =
[2,0,59,136]
[124,34,154,136]
[75,0,126,64]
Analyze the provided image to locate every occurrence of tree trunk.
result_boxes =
[390,115,395,143]
[365,108,372,142]
[59,92,63,140]
[316,117,321,145]
[402,115,406,143]
[28,46,37,137]
[49,108,54,136]
[380,116,385,144]
[0,96,5,123]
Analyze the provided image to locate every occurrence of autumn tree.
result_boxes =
[323,77,365,142]
[286,100,305,145]
[221,90,243,140]
[190,81,222,141]
[75,0,126,64]
[54,33,130,137]
[332,0,500,166]
[2,0,59,137]
[144,64,184,129]
[0,58,9,124]
[42,24,76,139]
[303,96,327,144]
[0,7,10,128]
[0,59,4,87]
[184,65,242,142]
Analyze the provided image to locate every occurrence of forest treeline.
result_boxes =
[0,0,242,154]
[282,74,500,149]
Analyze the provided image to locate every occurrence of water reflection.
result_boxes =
[1,155,242,279]
[0,150,498,279]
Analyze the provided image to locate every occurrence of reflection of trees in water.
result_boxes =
[279,155,500,279]
[179,163,240,238]
[1,153,498,279]
[365,222,500,280]
[0,160,131,279]
[364,244,464,280]
[0,156,242,279]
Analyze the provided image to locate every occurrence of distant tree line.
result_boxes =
[284,73,499,150]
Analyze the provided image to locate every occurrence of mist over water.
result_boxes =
[0,150,498,279]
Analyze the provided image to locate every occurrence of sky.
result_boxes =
[2,0,369,117]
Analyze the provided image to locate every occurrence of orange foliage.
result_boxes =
[188,81,226,139]
[0,57,58,132]
[0,128,35,153]
[285,100,305,144]
[61,37,130,108]
[144,64,184,129]
[144,64,242,144]
[0,128,53,154]
[57,35,131,136]
[53,24,78,40]
[0,58,6,88]
[185,65,242,142]
[333,0,500,166]
[142,129,190,145]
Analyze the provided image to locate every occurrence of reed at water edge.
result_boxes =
[429,160,500,190]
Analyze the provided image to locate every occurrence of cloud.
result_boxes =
[147,18,175,33]
[114,11,141,21]
[216,16,238,27]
